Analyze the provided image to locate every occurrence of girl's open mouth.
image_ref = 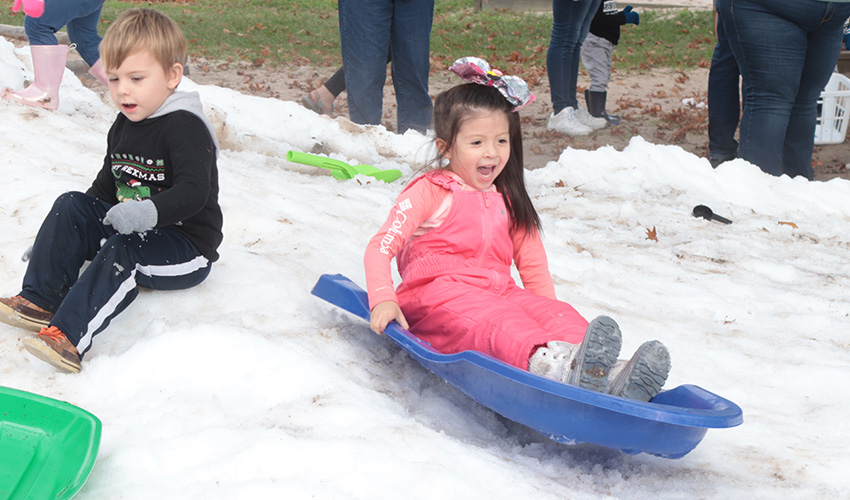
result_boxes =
[477,166,495,177]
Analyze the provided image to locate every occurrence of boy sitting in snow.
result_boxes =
[0,8,222,372]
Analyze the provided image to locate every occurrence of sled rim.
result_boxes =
[0,386,101,500]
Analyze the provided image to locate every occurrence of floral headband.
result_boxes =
[448,56,535,112]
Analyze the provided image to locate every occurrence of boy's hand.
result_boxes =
[104,199,158,234]
[622,5,640,25]
[12,0,45,18]
[370,301,409,335]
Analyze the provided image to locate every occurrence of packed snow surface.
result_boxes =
[1,38,848,499]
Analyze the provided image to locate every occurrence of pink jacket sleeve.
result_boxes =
[512,227,557,299]
[364,177,446,310]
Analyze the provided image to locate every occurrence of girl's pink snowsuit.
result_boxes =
[366,170,588,370]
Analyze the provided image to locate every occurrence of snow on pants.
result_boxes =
[397,271,589,370]
[20,192,211,357]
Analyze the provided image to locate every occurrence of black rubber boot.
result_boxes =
[585,90,620,126]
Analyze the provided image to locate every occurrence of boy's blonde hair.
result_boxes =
[101,8,187,73]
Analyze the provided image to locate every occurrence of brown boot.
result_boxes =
[0,295,54,331]
[22,326,82,373]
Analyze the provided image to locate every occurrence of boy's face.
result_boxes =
[107,49,182,122]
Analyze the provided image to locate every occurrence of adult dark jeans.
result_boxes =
[24,0,105,66]
[708,9,742,165]
[716,0,850,179]
[547,0,602,114]
[339,0,434,134]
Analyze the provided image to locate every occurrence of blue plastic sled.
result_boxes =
[312,274,743,458]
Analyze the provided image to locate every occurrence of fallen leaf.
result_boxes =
[646,226,658,242]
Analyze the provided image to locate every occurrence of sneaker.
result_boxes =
[574,106,607,130]
[22,326,81,373]
[0,295,54,331]
[528,340,579,382]
[547,107,593,136]
[566,316,622,392]
[608,340,670,402]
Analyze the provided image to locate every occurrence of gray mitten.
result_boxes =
[103,199,158,234]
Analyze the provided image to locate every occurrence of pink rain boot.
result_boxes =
[88,58,108,86]
[2,44,69,111]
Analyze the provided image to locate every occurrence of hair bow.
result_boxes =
[449,57,535,111]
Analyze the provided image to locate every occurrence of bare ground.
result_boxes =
[53,43,850,183]
[181,59,850,182]
[4,15,848,181]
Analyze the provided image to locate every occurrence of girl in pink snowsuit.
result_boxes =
[365,60,670,401]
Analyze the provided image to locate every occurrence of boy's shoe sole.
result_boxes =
[567,316,622,392]
[0,298,52,332]
[609,340,670,402]
[22,336,81,373]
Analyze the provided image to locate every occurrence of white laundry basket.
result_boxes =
[814,72,850,145]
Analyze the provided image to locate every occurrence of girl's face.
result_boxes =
[437,110,510,191]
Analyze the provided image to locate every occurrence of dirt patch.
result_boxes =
[3,22,844,182]
[185,59,850,182]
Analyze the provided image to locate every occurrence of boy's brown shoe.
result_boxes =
[22,326,82,373]
[0,295,54,331]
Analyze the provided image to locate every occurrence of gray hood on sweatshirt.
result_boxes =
[149,91,219,158]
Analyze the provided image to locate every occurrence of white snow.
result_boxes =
[1,37,849,499]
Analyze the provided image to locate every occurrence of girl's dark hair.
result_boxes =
[433,83,541,235]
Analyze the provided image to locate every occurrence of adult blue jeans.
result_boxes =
[339,0,434,134]
[24,0,106,66]
[20,192,211,357]
[547,0,602,114]
[708,8,742,164]
[716,0,850,179]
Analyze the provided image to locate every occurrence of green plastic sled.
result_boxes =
[0,386,101,500]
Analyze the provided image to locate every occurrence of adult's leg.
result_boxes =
[781,3,850,178]
[547,0,600,113]
[389,0,434,134]
[324,66,347,98]
[327,52,389,98]
[339,0,393,126]
[717,0,808,177]
[708,8,741,165]
[51,229,211,357]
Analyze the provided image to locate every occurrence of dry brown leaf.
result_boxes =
[646,226,658,242]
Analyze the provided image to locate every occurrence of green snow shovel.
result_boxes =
[286,150,402,183]
[0,386,101,500]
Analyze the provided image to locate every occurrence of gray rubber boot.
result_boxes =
[608,340,671,402]
[566,316,622,392]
